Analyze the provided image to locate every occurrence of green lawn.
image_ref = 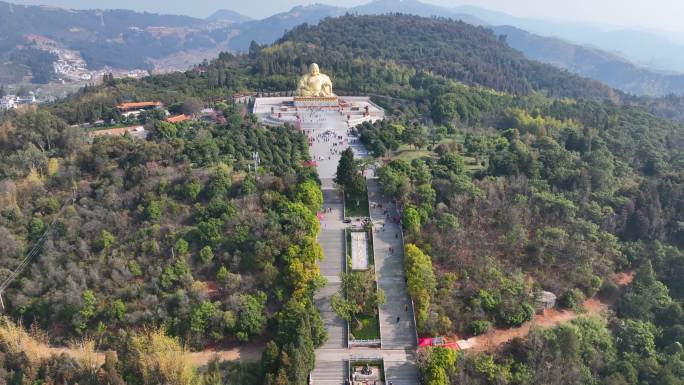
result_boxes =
[351,313,380,340]
[391,148,434,162]
[390,140,488,172]
[344,188,370,217]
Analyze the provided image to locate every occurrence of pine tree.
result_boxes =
[335,147,357,190]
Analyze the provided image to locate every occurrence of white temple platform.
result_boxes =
[253,96,385,129]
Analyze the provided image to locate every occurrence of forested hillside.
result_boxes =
[350,52,684,385]
[0,101,325,383]
[0,12,682,385]
[271,14,619,100]
[365,98,684,383]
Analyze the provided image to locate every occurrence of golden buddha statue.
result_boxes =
[297,63,334,97]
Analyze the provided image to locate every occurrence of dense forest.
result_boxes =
[0,47,56,84]
[0,102,326,384]
[0,12,683,385]
[356,73,684,384]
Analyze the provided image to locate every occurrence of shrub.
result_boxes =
[28,217,45,241]
[199,246,214,263]
[174,238,189,256]
[470,320,492,336]
[93,229,116,252]
[559,289,585,310]
[183,180,202,201]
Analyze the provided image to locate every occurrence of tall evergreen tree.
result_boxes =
[335,147,356,190]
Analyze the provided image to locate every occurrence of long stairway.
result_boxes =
[315,187,347,350]
[305,111,418,385]
[368,178,418,350]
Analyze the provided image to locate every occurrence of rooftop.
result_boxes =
[117,101,163,111]
[166,114,189,123]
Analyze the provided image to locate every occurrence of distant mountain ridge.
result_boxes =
[349,0,485,26]
[0,0,225,75]
[492,25,684,97]
[450,4,684,74]
[3,0,684,97]
[206,9,252,24]
[226,4,346,51]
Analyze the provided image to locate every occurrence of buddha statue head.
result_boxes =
[310,63,321,76]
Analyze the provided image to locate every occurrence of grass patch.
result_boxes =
[464,155,487,172]
[391,147,434,162]
[346,228,352,259]
[344,186,369,217]
[351,313,380,340]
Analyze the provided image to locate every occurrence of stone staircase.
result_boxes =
[385,360,420,385]
[311,360,347,385]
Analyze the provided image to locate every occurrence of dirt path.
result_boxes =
[462,298,607,352]
[459,272,634,352]
[186,345,264,364]
[36,343,263,366]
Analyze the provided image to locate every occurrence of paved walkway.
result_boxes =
[315,189,347,351]
[367,179,418,351]
[298,109,418,385]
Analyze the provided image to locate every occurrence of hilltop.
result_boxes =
[206,9,252,24]
[272,14,618,101]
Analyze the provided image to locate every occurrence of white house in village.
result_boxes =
[0,96,16,110]
[1,93,37,111]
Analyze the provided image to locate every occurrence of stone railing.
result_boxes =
[349,339,382,347]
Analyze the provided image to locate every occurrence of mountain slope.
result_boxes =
[3,0,684,98]
[493,25,684,96]
[0,1,226,72]
[345,0,684,96]
[453,4,684,74]
[227,4,345,51]
[273,14,618,101]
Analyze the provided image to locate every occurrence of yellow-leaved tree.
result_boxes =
[129,328,199,385]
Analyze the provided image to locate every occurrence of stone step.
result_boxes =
[385,360,420,385]
[312,360,347,385]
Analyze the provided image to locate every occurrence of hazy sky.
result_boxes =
[8,0,684,32]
